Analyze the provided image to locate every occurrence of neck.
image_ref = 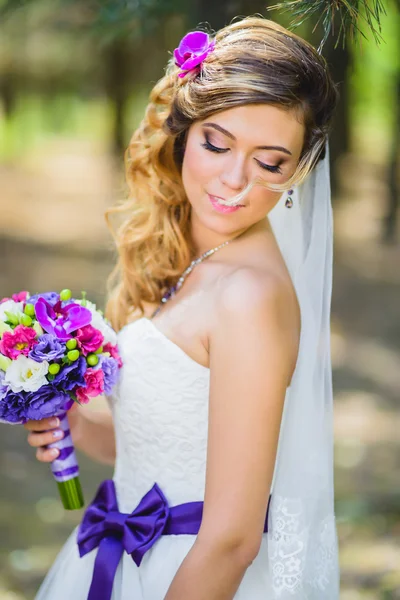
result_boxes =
[189,213,272,256]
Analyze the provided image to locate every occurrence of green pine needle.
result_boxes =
[267,0,387,52]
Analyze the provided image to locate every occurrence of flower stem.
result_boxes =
[48,410,85,510]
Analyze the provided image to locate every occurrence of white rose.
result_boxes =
[75,300,117,345]
[90,310,118,346]
[4,355,49,393]
[75,299,97,312]
[0,300,25,323]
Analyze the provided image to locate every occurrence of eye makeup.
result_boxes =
[201,133,283,174]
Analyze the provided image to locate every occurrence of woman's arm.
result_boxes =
[164,267,298,600]
[24,397,116,466]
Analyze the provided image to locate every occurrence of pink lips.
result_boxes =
[208,194,244,214]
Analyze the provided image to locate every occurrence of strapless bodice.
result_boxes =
[109,318,210,512]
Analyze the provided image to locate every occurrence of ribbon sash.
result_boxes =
[78,479,270,600]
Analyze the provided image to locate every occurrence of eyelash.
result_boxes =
[200,136,283,174]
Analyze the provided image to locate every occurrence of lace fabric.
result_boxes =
[109,318,211,512]
[269,497,339,597]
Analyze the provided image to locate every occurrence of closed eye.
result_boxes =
[201,137,228,154]
[201,135,283,174]
[255,159,283,174]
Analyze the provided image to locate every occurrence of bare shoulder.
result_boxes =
[209,264,300,385]
[212,264,298,336]
[219,264,291,312]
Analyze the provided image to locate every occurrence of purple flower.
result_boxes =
[173,31,215,78]
[0,371,8,400]
[99,356,120,395]
[35,297,92,341]
[28,292,60,307]
[52,356,87,391]
[0,389,25,422]
[29,334,66,363]
[0,385,70,423]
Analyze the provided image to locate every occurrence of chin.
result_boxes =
[191,204,248,236]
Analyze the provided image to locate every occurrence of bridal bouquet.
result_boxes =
[0,289,122,510]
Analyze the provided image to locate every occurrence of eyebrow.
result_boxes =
[202,122,292,156]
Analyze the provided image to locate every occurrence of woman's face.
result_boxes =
[181,104,305,237]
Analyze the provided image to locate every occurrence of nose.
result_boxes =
[219,154,248,191]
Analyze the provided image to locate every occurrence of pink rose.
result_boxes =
[75,325,104,356]
[75,387,90,404]
[0,325,37,359]
[13,291,29,303]
[103,342,123,368]
[0,291,29,304]
[75,368,104,404]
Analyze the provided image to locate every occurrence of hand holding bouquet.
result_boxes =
[0,289,122,509]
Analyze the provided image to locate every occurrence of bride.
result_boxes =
[24,15,340,600]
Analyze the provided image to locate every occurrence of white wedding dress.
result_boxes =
[35,317,274,600]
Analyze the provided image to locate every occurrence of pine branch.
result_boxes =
[266,0,388,52]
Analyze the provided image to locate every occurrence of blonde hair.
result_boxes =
[105,16,339,331]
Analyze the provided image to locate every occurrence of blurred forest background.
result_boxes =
[0,0,399,598]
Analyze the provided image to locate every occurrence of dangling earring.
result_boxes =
[285,188,294,208]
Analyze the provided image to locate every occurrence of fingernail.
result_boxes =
[50,418,60,427]
[52,430,63,439]
[51,449,59,457]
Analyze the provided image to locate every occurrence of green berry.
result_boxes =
[66,338,77,350]
[60,289,72,301]
[48,363,61,375]
[0,355,12,371]
[67,349,80,362]
[94,345,103,354]
[24,303,35,317]
[86,353,99,367]
[20,314,33,327]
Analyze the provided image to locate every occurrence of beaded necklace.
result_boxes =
[151,234,243,319]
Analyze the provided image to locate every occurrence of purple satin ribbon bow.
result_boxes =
[77,479,271,600]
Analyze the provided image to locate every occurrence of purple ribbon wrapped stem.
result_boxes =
[48,409,84,510]
[77,479,271,600]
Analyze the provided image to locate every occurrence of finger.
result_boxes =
[36,446,60,463]
[27,429,64,448]
[23,417,60,432]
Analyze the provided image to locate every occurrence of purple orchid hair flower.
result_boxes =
[173,31,215,78]
[35,297,92,341]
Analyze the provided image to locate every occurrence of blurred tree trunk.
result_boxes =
[383,72,400,243]
[190,0,271,28]
[0,72,17,119]
[189,0,230,28]
[103,38,131,158]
